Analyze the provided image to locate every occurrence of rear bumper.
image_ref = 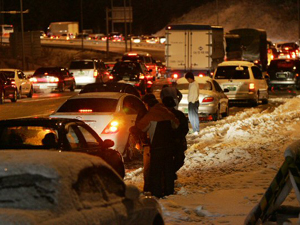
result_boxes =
[269,80,296,85]
[32,83,59,91]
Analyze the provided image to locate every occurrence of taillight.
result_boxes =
[271,55,274,60]
[79,109,93,113]
[29,77,37,83]
[296,74,299,77]
[139,74,145,80]
[146,75,152,80]
[202,97,214,103]
[249,83,255,91]
[172,73,178,79]
[109,75,114,80]
[93,70,98,78]
[10,80,16,85]
[48,76,59,83]
[147,80,153,85]
[102,121,119,134]
[198,73,205,77]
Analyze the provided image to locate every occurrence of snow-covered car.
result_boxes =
[0,117,125,178]
[0,69,33,98]
[50,92,147,160]
[213,61,269,106]
[177,76,229,121]
[0,150,164,225]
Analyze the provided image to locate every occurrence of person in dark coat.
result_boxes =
[160,82,182,109]
[162,96,189,179]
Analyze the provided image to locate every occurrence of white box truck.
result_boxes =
[47,21,79,38]
[165,24,225,79]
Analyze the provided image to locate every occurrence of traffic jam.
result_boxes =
[1,18,300,224]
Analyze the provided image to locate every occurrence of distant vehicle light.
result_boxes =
[48,76,59,83]
[139,74,145,80]
[202,97,214,103]
[128,53,137,56]
[147,81,153,85]
[79,109,93,113]
[172,73,178,79]
[109,75,114,80]
[102,120,119,134]
[198,73,205,77]
[249,83,255,91]
[29,77,38,83]
[93,70,98,78]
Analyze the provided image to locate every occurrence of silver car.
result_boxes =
[177,76,229,121]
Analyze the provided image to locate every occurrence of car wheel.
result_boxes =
[212,106,221,121]
[124,133,140,161]
[59,83,65,92]
[70,82,76,92]
[11,90,17,102]
[17,87,22,99]
[221,105,229,117]
[27,86,33,98]
[0,91,4,104]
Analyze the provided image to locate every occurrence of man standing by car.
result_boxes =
[162,96,189,180]
[185,72,200,135]
[135,94,179,198]
[160,82,182,109]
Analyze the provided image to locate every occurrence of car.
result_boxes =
[108,32,123,42]
[111,60,153,94]
[0,150,164,225]
[0,117,125,178]
[177,76,230,121]
[122,51,158,78]
[0,69,33,98]
[50,92,147,160]
[30,67,76,93]
[76,33,91,40]
[276,42,300,59]
[213,61,269,106]
[69,58,111,88]
[79,82,141,98]
[0,73,18,104]
[267,58,300,90]
[145,36,159,44]
[131,35,141,43]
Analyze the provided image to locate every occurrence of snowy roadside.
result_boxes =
[125,96,300,224]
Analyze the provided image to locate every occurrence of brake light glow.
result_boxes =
[147,81,153,85]
[249,83,255,91]
[146,75,152,79]
[48,76,59,83]
[202,97,214,102]
[198,73,205,77]
[79,109,93,113]
[296,74,299,77]
[139,74,145,79]
[102,121,119,134]
[109,75,114,80]
[172,73,178,79]
[93,70,98,78]
[29,77,38,83]
[128,53,137,56]
[10,80,16,85]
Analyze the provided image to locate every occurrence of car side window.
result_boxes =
[212,80,224,92]
[252,66,263,79]
[77,125,100,148]
[17,71,25,79]
[123,96,146,115]
[66,126,82,150]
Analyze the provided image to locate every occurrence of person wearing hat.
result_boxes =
[162,96,189,180]
[134,93,179,198]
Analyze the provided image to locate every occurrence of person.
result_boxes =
[162,96,189,179]
[160,82,182,109]
[185,71,199,135]
[134,93,179,198]
[42,133,58,149]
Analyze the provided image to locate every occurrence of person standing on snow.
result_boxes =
[135,93,179,198]
[185,72,200,135]
[160,82,182,109]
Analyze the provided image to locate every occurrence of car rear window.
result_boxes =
[34,68,60,75]
[122,55,142,62]
[214,66,250,79]
[57,98,118,113]
[112,62,142,74]
[0,71,14,79]
[268,60,297,71]
[69,61,94,70]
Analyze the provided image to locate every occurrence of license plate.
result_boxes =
[277,74,286,78]
[227,86,236,91]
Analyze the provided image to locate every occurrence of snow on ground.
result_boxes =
[125,96,300,224]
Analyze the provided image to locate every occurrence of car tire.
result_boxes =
[27,86,33,98]
[221,106,229,117]
[0,91,4,104]
[11,90,17,102]
[17,88,22,99]
[212,106,221,121]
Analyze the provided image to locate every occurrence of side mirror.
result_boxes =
[103,139,114,148]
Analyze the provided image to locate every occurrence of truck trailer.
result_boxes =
[47,22,79,38]
[165,24,225,79]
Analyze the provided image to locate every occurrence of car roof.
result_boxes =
[71,92,130,100]
[217,61,255,67]
[177,76,212,84]
[0,69,18,72]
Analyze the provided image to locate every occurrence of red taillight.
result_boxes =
[93,70,98,78]
[109,75,114,80]
[249,83,255,91]
[202,97,214,103]
[147,80,153,85]
[172,73,178,79]
[198,73,205,77]
[48,76,59,83]
[10,80,16,85]
[128,53,137,56]
[79,109,93,113]
[271,55,274,60]
[29,77,38,83]
[139,74,145,80]
[296,74,299,77]
[146,75,152,80]
[102,121,119,134]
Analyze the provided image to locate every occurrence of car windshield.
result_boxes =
[34,68,60,75]
[57,98,118,113]
[112,62,142,74]
[0,71,14,79]
[0,174,57,210]
[0,126,58,149]
[214,66,250,79]
[268,60,297,72]
[69,61,94,69]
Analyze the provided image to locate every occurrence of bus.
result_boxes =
[0,24,14,37]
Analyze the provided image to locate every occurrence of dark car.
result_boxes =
[0,73,18,104]
[0,118,125,178]
[267,58,300,90]
[79,82,141,98]
[30,67,76,93]
[111,60,153,94]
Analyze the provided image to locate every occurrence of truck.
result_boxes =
[47,22,79,39]
[228,28,268,71]
[165,24,225,79]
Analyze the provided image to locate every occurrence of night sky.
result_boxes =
[0,0,297,35]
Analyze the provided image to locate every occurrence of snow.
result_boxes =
[125,96,300,224]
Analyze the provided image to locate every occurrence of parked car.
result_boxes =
[0,73,18,104]
[122,51,157,78]
[30,67,76,93]
[213,61,269,106]
[267,58,300,90]
[177,76,229,121]
[111,60,153,94]
[50,92,147,160]
[0,69,33,98]
[0,117,125,178]
[69,58,110,88]
[80,82,141,98]
[0,150,164,225]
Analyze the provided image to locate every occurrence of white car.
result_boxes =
[0,69,33,98]
[177,76,229,121]
[213,61,269,106]
[0,150,164,225]
[50,92,147,159]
